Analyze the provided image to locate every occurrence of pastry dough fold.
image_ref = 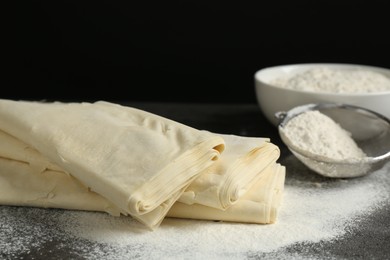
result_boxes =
[168,163,285,224]
[0,99,224,229]
[178,134,280,210]
[0,99,286,228]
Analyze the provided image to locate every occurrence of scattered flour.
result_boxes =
[1,161,389,259]
[280,110,366,161]
[271,67,390,93]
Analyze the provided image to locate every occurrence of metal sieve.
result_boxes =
[275,103,390,178]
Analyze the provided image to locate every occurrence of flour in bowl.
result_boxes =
[271,67,390,93]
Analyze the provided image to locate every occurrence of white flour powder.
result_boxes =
[1,161,389,259]
[271,67,390,93]
[280,110,366,161]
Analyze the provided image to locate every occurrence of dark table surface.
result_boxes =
[1,102,389,259]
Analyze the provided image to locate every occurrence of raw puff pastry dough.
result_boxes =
[168,163,285,224]
[0,99,285,227]
[0,130,285,224]
[0,99,224,229]
[178,134,280,210]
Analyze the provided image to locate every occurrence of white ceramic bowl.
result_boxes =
[254,63,390,126]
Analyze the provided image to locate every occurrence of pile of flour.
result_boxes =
[279,110,366,161]
[271,67,390,93]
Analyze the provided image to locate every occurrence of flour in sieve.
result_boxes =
[271,67,390,93]
[279,110,366,161]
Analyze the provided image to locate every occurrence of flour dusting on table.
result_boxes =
[1,161,389,259]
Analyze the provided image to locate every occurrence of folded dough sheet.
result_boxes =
[0,99,285,228]
[168,163,285,224]
[178,134,280,210]
[0,99,224,229]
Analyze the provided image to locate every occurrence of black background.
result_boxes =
[7,1,390,103]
